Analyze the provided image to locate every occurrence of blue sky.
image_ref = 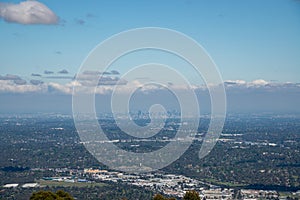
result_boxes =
[0,0,300,82]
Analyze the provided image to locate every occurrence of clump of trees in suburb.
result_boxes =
[30,190,201,200]
[154,190,200,200]
[30,190,74,200]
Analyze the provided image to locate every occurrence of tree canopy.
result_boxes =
[153,190,200,200]
[153,194,176,200]
[183,190,201,200]
[30,190,74,200]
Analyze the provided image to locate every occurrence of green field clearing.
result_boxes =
[37,180,107,188]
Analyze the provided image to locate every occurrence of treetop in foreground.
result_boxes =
[30,190,74,200]
[183,191,201,200]
[153,190,200,200]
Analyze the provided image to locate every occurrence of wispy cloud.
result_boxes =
[45,76,73,80]
[82,70,120,76]
[76,72,127,86]
[86,13,95,18]
[82,70,102,75]
[0,0,58,25]
[75,18,85,25]
[31,73,42,77]
[58,69,69,74]
[111,70,120,75]
[0,74,22,80]
[14,79,27,85]
[44,70,54,75]
[30,80,44,85]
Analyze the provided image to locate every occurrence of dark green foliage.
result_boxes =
[183,191,201,200]
[153,194,167,200]
[153,194,176,200]
[55,190,74,200]
[30,190,74,200]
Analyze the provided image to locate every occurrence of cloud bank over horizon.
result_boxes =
[0,71,299,114]
[0,0,58,25]
[0,71,299,95]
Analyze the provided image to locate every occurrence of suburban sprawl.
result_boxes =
[1,113,300,199]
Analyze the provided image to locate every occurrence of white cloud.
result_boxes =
[75,73,128,86]
[225,80,246,86]
[250,79,269,86]
[0,0,58,25]
[225,79,272,88]
[0,76,299,95]
[0,80,47,93]
[48,82,73,94]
